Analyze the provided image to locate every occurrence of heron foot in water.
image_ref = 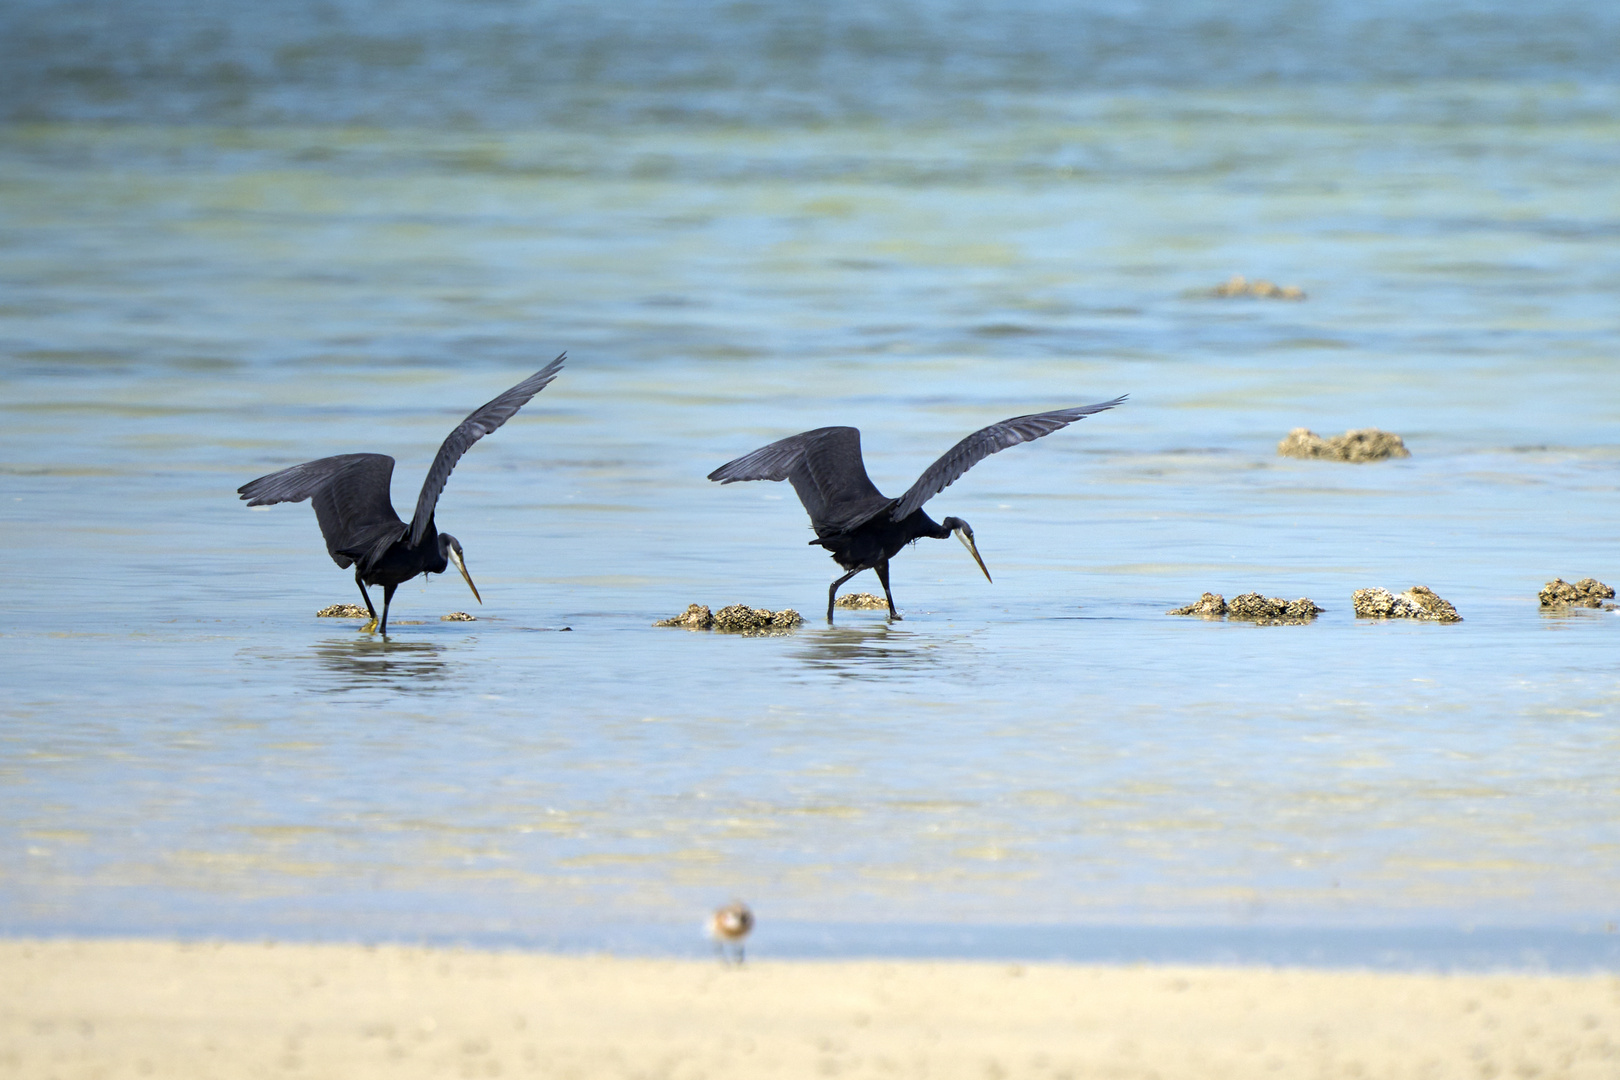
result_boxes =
[360,618,379,633]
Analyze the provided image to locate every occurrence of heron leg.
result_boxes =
[356,572,379,633]
[875,560,901,621]
[378,583,398,636]
[826,568,864,623]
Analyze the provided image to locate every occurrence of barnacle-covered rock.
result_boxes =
[1538,577,1615,609]
[834,592,890,610]
[441,611,477,621]
[714,604,802,635]
[1210,275,1306,300]
[657,603,802,635]
[1352,586,1461,622]
[654,604,714,630]
[1168,592,1227,618]
[1170,591,1321,623]
[316,603,370,618]
[1278,427,1411,463]
[713,604,772,632]
[1227,593,1324,623]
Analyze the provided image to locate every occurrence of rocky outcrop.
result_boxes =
[1169,592,1322,624]
[1210,275,1306,300]
[1351,586,1461,622]
[656,604,803,634]
[1278,428,1411,463]
[316,603,370,618]
[1538,578,1615,609]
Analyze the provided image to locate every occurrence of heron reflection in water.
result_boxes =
[239,355,565,634]
[709,397,1126,621]
[311,636,453,692]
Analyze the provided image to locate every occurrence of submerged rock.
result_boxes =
[1210,275,1306,300]
[655,603,803,635]
[1168,592,1227,618]
[834,592,890,610]
[1538,577,1616,609]
[1170,591,1321,623]
[654,604,714,630]
[441,611,477,622]
[316,603,370,619]
[1278,427,1411,463]
[1352,585,1461,622]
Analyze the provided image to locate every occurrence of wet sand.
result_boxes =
[3,940,1616,1079]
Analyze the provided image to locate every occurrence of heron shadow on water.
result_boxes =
[710,396,1126,622]
[238,355,565,635]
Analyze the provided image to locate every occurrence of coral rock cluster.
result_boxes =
[655,604,804,634]
[316,603,370,618]
[834,593,890,610]
[715,605,804,633]
[1538,578,1615,609]
[1168,592,1229,618]
[1211,275,1306,300]
[1351,586,1461,622]
[1278,428,1410,463]
[1169,592,1323,624]
[655,604,716,629]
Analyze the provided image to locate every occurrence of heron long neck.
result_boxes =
[428,531,452,574]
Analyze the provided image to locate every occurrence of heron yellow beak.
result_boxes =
[955,527,992,583]
[448,546,482,604]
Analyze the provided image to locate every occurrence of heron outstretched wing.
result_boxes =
[238,453,406,569]
[408,353,567,547]
[708,426,895,535]
[888,396,1127,522]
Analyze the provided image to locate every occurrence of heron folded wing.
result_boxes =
[409,353,566,547]
[332,519,411,573]
[239,453,405,568]
[888,396,1127,521]
[709,426,893,534]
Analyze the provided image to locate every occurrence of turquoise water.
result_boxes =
[2,1,1618,965]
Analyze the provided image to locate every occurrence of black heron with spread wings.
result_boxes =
[238,354,565,634]
[709,396,1125,622]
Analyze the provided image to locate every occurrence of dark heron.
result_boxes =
[709,396,1126,622]
[238,354,565,634]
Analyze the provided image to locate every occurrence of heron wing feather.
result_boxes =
[408,353,566,547]
[889,396,1127,521]
[238,453,405,569]
[708,427,893,534]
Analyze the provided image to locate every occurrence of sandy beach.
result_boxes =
[3,940,1616,1079]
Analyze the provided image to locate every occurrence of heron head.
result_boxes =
[940,516,992,583]
[437,533,482,604]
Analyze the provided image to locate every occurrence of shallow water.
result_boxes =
[2,0,1619,968]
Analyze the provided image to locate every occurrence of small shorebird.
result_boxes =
[707,901,754,964]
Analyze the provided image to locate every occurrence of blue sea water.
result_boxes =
[1,0,1618,968]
